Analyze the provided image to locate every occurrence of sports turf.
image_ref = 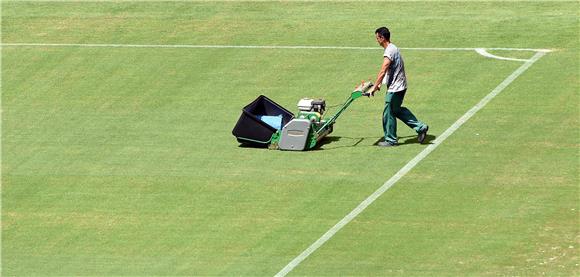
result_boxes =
[2,1,578,276]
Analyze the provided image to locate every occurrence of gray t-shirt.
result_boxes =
[382,43,407,92]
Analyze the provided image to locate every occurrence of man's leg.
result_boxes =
[383,92,399,144]
[393,90,427,133]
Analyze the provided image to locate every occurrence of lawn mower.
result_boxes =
[232,81,374,151]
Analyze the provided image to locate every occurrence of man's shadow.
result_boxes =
[373,134,437,146]
[376,134,436,146]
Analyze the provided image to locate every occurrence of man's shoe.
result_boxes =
[418,125,429,144]
[378,141,397,147]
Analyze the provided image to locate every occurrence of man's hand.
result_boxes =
[369,84,381,96]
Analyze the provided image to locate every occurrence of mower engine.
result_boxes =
[273,98,330,151]
[298,98,326,113]
[297,98,326,122]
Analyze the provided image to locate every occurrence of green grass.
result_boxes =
[2,1,579,276]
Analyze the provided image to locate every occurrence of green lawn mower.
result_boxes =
[232,81,374,151]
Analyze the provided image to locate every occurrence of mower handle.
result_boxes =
[354,81,375,97]
[316,81,375,135]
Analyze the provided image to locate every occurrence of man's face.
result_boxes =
[375,33,385,45]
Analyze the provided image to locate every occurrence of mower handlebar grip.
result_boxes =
[354,81,374,97]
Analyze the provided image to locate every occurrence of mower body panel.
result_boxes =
[278,119,312,151]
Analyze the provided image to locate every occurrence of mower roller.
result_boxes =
[232,81,374,151]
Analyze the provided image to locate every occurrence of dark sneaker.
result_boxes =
[418,125,429,144]
[378,141,398,147]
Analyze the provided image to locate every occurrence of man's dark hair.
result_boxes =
[375,27,390,41]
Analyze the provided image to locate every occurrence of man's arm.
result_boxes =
[370,57,391,96]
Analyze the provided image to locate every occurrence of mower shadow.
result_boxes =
[237,134,437,151]
[311,136,368,150]
[314,133,436,150]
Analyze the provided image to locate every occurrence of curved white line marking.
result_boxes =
[475,48,530,62]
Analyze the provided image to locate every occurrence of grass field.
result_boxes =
[2,1,579,276]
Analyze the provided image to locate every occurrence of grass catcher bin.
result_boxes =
[232,95,294,147]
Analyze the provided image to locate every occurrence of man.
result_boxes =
[368,26,429,147]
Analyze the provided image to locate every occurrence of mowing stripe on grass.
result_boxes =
[1,0,575,2]
[1,43,552,53]
[274,51,547,277]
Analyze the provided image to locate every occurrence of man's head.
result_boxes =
[375,27,390,47]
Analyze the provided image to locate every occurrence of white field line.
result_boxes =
[475,48,529,62]
[1,43,553,53]
[274,51,547,277]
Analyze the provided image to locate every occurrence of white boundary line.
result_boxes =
[475,48,529,62]
[1,43,553,53]
[274,51,547,277]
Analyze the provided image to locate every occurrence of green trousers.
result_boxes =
[383,90,426,144]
